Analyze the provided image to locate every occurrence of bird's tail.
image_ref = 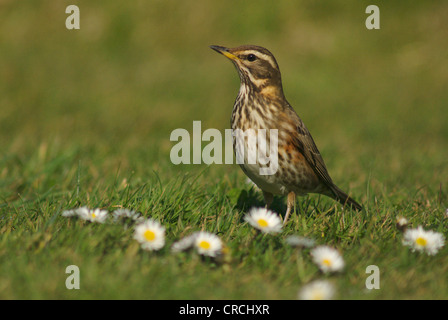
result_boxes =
[330,185,363,211]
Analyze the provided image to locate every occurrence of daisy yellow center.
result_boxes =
[312,291,324,300]
[415,237,427,247]
[257,219,269,228]
[91,212,96,218]
[322,258,332,266]
[199,241,211,250]
[143,230,156,241]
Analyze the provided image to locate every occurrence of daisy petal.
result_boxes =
[244,207,282,234]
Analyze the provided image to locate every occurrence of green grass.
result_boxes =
[1,0,447,299]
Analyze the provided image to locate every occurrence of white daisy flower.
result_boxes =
[134,219,165,251]
[79,207,109,223]
[171,234,197,253]
[63,207,108,223]
[112,209,144,223]
[71,207,91,220]
[310,246,345,273]
[298,280,336,300]
[285,235,315,248]
[193,231,223,257]
[244,207,282,234]
[402,226,445,256]
[396,216,409,232]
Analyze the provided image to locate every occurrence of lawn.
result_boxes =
[0,0,447,300]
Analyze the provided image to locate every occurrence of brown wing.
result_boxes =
[283,104,363,210]
[285,105,335,190]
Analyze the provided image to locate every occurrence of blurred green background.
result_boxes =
[0,0,447,299]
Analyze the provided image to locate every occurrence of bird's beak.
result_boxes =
[209,45,239,61]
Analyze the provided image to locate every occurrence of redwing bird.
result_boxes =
[210,45,362,224]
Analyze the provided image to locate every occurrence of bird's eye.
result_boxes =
[247,54,257,62]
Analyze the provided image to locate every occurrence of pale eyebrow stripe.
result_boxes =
[247,51,277,69]
[236,50,277,69]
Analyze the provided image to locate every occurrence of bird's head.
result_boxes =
[210,45,284,98]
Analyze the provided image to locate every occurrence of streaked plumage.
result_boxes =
[210,45,362,224]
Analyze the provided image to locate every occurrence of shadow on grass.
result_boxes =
[229,186,338,223]
[229,186,287,222]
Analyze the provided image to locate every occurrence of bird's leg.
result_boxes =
[262,191,274,209]
[284,191,296,225]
